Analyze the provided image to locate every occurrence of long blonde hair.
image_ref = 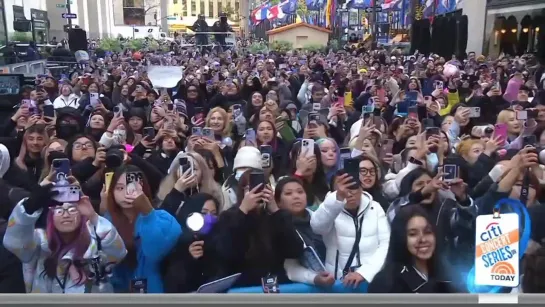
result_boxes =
[39,138,68,182]
[157,151,223,210]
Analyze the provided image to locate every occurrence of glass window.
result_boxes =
[173,0,178,4]
[191,0,196,16]
[209,1,214,17]
[200,1,205,15]
[218,3,223,15]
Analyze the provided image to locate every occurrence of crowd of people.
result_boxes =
[0,38,545,294]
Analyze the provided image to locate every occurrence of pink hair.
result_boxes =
[44,209,91,285]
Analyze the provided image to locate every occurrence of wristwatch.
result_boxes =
[409,157,424,166]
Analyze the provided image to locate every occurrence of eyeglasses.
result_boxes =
[51,205,78,216]
[359,167,376,177]
[73,142,93,150]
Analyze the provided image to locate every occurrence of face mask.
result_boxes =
[426,153,439,172]
[234,170,244,181]
[56,123,79,140]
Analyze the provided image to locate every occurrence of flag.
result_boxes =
[382,0,402,10]
[268,5,284,20]
[325,0,332,27]
[280,0,297,14]
[306,0,326,11]
[251,3,270,24]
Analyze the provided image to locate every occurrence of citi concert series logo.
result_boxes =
[474,213,520,287]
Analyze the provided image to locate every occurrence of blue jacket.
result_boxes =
[106,209,182,293]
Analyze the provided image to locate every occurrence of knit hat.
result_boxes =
[233,146,262,170]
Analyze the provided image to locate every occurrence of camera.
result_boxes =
[105,147,124,168]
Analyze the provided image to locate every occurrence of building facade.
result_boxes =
[166,0,241,33]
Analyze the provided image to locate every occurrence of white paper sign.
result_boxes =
[147,66,184,89]
[474,212,520,288]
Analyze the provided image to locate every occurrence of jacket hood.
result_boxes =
[0,144,9,178]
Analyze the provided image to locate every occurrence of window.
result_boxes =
[218,3,223,15]
[200,1,205,15]
[174,13,179,17]
[209,1,214,17]
[235,1,240,19]
[191,0,196,16]
[173,0,178,3]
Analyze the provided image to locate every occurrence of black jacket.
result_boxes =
[368,263,454,293]
[210,207,304,287]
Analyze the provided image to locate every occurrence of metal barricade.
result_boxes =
[0,59,47,77]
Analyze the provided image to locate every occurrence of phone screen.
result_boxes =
[125,172,142,196]
[249,171,265,193]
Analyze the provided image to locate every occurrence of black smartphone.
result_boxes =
[143,127,155,139]
[260,145,273,169]
[425,127,441,139]
[523,135,537,148]
[422,118,435,129]
[167,104,174,111]
[425,127,441,153]
[43,105,54,117]
[249,171,265,193]
[179,157,193,174]
[343,158,361,190]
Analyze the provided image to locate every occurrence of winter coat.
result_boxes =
[310,191,390,282]
[106,209,181,293]
[3,202,127,293]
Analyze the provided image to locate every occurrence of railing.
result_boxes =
[0,59,47,76]
[227,281,368,293]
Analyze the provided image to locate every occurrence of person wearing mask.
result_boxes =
[3,174,127,293]
[221,146,262,210]
[105,165,181,293]
[162,193,222,293]
[211,170,304,288]
[369,206,454,293]
[311,171,390,287]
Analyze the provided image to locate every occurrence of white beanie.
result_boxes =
[233,146,262,170]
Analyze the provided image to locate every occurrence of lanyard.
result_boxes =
[55,262,71,293]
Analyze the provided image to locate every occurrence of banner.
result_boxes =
[147,66,184,89]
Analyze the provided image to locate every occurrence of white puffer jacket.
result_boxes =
[310,191,390,282]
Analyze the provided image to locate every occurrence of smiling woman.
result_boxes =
[368,206,451,293]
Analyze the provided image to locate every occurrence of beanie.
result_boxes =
[233,146,262,170]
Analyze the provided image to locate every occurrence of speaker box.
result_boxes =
[68,28,88,52]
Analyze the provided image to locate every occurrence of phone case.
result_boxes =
[52,185,81,203]
[126,172,142,195]
[301,139,314,157]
